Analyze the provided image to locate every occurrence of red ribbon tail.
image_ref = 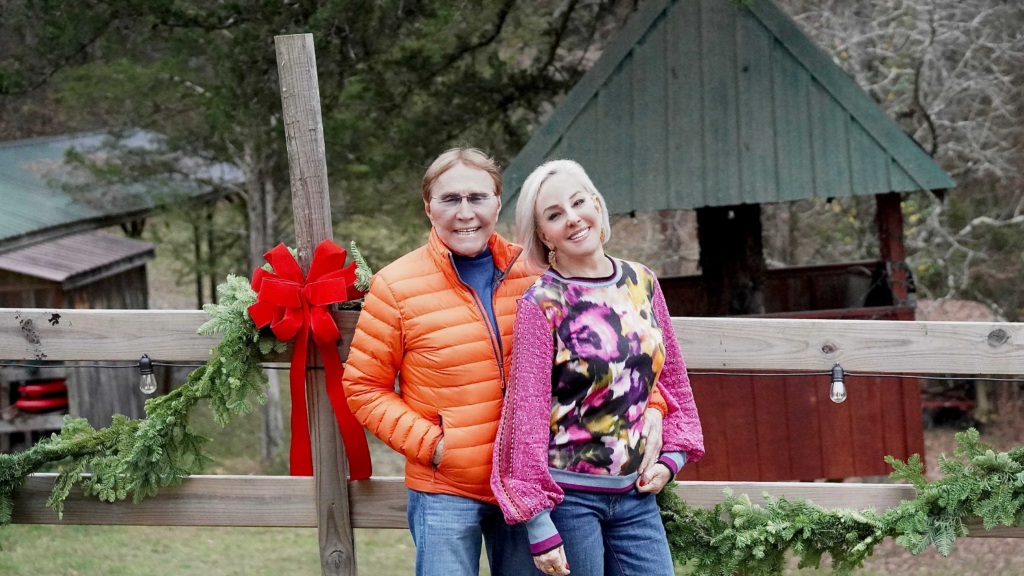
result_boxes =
[288,324,314,476]
[321,343,372,481]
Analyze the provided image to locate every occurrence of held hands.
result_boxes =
[432,437,444,466]
[637,407,670,494]
[636,462,672,494]
[534,545,570,575]
[637,408,663,476]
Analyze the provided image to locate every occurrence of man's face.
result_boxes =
[424,162,501,257]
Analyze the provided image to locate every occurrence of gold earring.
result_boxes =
[600,228,606,243]
[547,248,557,267]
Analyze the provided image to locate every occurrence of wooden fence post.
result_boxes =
[274,33,356,576]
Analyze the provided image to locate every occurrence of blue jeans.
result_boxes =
[407,489,541,576]
[549,488,675,576]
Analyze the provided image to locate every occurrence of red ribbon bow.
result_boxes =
[248,240,371,480]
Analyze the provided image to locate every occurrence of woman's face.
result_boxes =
[534,171,603,263]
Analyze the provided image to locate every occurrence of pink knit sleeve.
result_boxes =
[491,299,564,526]
[652,279,705,464]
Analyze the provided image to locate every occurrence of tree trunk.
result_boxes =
[207,203,217,305]
[261,368,286,468]
[192,221,204,309]
[242,144,285,473]
[696,204,766,316]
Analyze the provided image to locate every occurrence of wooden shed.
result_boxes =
[0,231,157,450]
[503,0,956,480]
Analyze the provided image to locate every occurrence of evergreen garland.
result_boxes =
[657,428,1024,575]
[0,242,371,526]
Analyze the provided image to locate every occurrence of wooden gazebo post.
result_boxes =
[274,34,356,576]
[875,192,911,313]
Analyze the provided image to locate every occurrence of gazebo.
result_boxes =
[503,0,954,481]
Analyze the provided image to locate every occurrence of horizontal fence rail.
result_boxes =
[4,307,1024,536]
[10,475,1024,538]
[2,308,1023,374]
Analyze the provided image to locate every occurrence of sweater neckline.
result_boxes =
[545,256,621,287]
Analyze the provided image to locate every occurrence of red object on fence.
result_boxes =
[248,240,372,480]
[15,396,69,412]
[17,380,68,398]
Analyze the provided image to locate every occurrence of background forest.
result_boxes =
[1,0,1022,320]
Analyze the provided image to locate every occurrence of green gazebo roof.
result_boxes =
[502,0,954,219]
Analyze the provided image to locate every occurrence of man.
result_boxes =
[342,147,539,575]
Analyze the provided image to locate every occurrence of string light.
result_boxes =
[138,354,157,395]
[829,363,847,403]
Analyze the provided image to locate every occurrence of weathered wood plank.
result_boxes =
[4,309,1024,375]
[10,474,405,529]
[596,57,634,214]
[13,474,1024,538]
[671,317,1024,374]
[700,0,742,206]
[0,308,358,362]
[632,12,669,212]
[275,32,355,576]
[666,0,705,209]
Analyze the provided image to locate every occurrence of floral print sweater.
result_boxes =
[490,257,704,555]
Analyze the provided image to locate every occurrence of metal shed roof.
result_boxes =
[0,230,154,290]
[0,131,240,254]
[502,0,954,218]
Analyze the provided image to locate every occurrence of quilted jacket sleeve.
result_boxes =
[343,273,442,466]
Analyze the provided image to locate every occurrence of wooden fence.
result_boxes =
[5,309,1024,538]
[4,33,1024,576]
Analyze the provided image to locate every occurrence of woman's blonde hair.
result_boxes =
[515,159,612,271]
[421,147,502,202]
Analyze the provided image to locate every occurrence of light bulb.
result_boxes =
[140,373,157,395]
[138,354,156,395]
[829,363,847,403]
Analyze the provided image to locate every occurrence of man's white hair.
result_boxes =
[515,159,612,271]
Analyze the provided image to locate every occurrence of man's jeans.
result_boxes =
[407,489,541,576]
[550,488,675,576]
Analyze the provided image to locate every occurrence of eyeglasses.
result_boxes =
[430,192,497,210]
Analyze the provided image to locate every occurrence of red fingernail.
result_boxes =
[639,478,646,487]
[566,562,570,569]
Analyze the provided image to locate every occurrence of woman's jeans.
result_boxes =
[550,488,675,576]
[407,489,540,576]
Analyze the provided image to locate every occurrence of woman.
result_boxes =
[491,160,705,576]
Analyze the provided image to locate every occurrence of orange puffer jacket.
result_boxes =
[342,230,537,503]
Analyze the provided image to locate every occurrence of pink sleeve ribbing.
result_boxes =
[652,279,706,464]
[491,299,564,525]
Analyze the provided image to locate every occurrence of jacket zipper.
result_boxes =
[431,413,443,484]
[447,248,521,388]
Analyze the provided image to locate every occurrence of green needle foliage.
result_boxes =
[658,429,1024,575]
[0,245,372,527]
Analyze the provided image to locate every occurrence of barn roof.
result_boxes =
[0,131,240,254]
[501,0,954,218]
[0,230,154,290]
